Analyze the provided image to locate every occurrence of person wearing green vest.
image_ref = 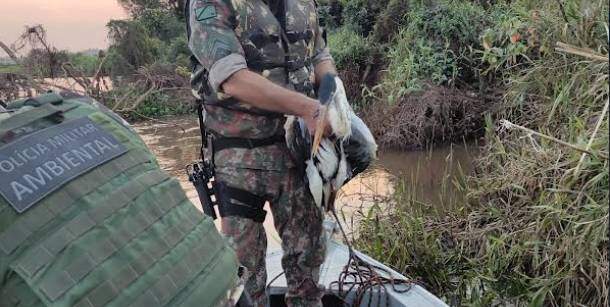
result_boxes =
[0,93,242,306]
[186,0,345,306]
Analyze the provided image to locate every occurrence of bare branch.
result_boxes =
[0,41,19,62]
[500,119,608,160]
[556,42,609,62]
[118,86,189,112]
[0,40,45,93]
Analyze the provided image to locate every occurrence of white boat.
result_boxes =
[265,221,448,307]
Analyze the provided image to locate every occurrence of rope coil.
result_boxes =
[328,208,419,307]
[266,208,421,307]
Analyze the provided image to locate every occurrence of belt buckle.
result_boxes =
[246,139,255,149]
[286,59,303,72]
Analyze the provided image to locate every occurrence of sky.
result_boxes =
[0,0,126,53]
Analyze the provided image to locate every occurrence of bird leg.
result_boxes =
[311,105,328,156]
[326,189,338,212]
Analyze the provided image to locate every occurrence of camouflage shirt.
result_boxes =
[188,0,333,170]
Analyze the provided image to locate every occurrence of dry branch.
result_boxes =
[500,119,608,160]
[0,41,19,62]
[0,40,44,93]
[555,42,609,62]
[111,83,141,111]
[117,86,189,112]
[62,63,91,91]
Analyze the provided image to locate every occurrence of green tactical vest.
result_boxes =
[0,93,240,307]
[195,0,322,116]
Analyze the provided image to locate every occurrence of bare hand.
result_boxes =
[303,104,332,137]
[303,104,321,136]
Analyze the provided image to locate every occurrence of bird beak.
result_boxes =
[311,105,328,156]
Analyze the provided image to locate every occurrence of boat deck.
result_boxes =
[266,238,448,306]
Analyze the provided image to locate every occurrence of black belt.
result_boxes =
[285,30,313,44]
[213,134,285,153]
[203,100,284,118]
[248,57,311,72]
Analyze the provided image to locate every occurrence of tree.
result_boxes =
[68,52,100,76]
[137,8,184,42]
[22,48,69,78]
[17,25,69,78]
[117,0,186,18]
[106,20,161,72]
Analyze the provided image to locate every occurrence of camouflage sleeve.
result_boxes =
[311,10,334,66]
[188,0,247,92]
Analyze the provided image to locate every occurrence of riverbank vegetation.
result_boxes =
[0,1,607,304]
[0,1,192,119]
[86,0,194,119]
[335,0,609,305]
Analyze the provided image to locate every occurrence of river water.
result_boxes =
[132,116,476,248]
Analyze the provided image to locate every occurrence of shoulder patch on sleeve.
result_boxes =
[195,4,218,22]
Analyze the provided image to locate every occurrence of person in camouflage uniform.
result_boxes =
[187,0,338,306]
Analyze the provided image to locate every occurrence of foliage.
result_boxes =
[317,0,344,29]
[21,48,70,78]
[368,0,410,44]
[129,92,193,119]
[105,81,193,120]
[101,1,193,117]
[106,20,163,75]
[105,0,191,77]
[354,0,609,305]
[327,28,370,69]
[134,94,194,117]
[327,26,386,110]
[137,8,185,42]
[67,52,100,76]
[166,36,191,67]
[117,0,186,18]
[377,0,488,103]
[20,48,100,78]
[341,0,390,36]
[0,65,21,74]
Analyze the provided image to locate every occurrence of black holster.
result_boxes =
[187,161,218,219]
[189,101,282,223]
[187,101,219,220]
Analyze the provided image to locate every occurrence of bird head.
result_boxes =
[344,113,378,176]
[312,74,353,156]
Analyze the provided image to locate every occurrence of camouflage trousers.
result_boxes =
[216,167,326,307]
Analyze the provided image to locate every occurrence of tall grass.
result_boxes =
[354,0,608,305]
[328,27,370,70]
[377,0,488,103]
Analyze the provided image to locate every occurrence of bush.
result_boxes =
[378,0,488,99]
[341,0,389,36]
[130,91,194,119]
[136,8,184,42]
[68,52,100,76]
[166,36,191,68]
[328,27,370,69]
[317,0,344,29]
[355,1,609,305]
[106,20,163,76]
[369,0,411,44]
[105,84,194,121]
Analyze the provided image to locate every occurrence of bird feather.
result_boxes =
[306,159,323,207]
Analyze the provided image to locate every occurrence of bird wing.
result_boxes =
[306,159,323,207]
[314,138,339,180]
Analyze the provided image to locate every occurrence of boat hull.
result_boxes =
[266,239,448,306]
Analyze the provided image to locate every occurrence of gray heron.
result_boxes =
[285,74,378,210]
